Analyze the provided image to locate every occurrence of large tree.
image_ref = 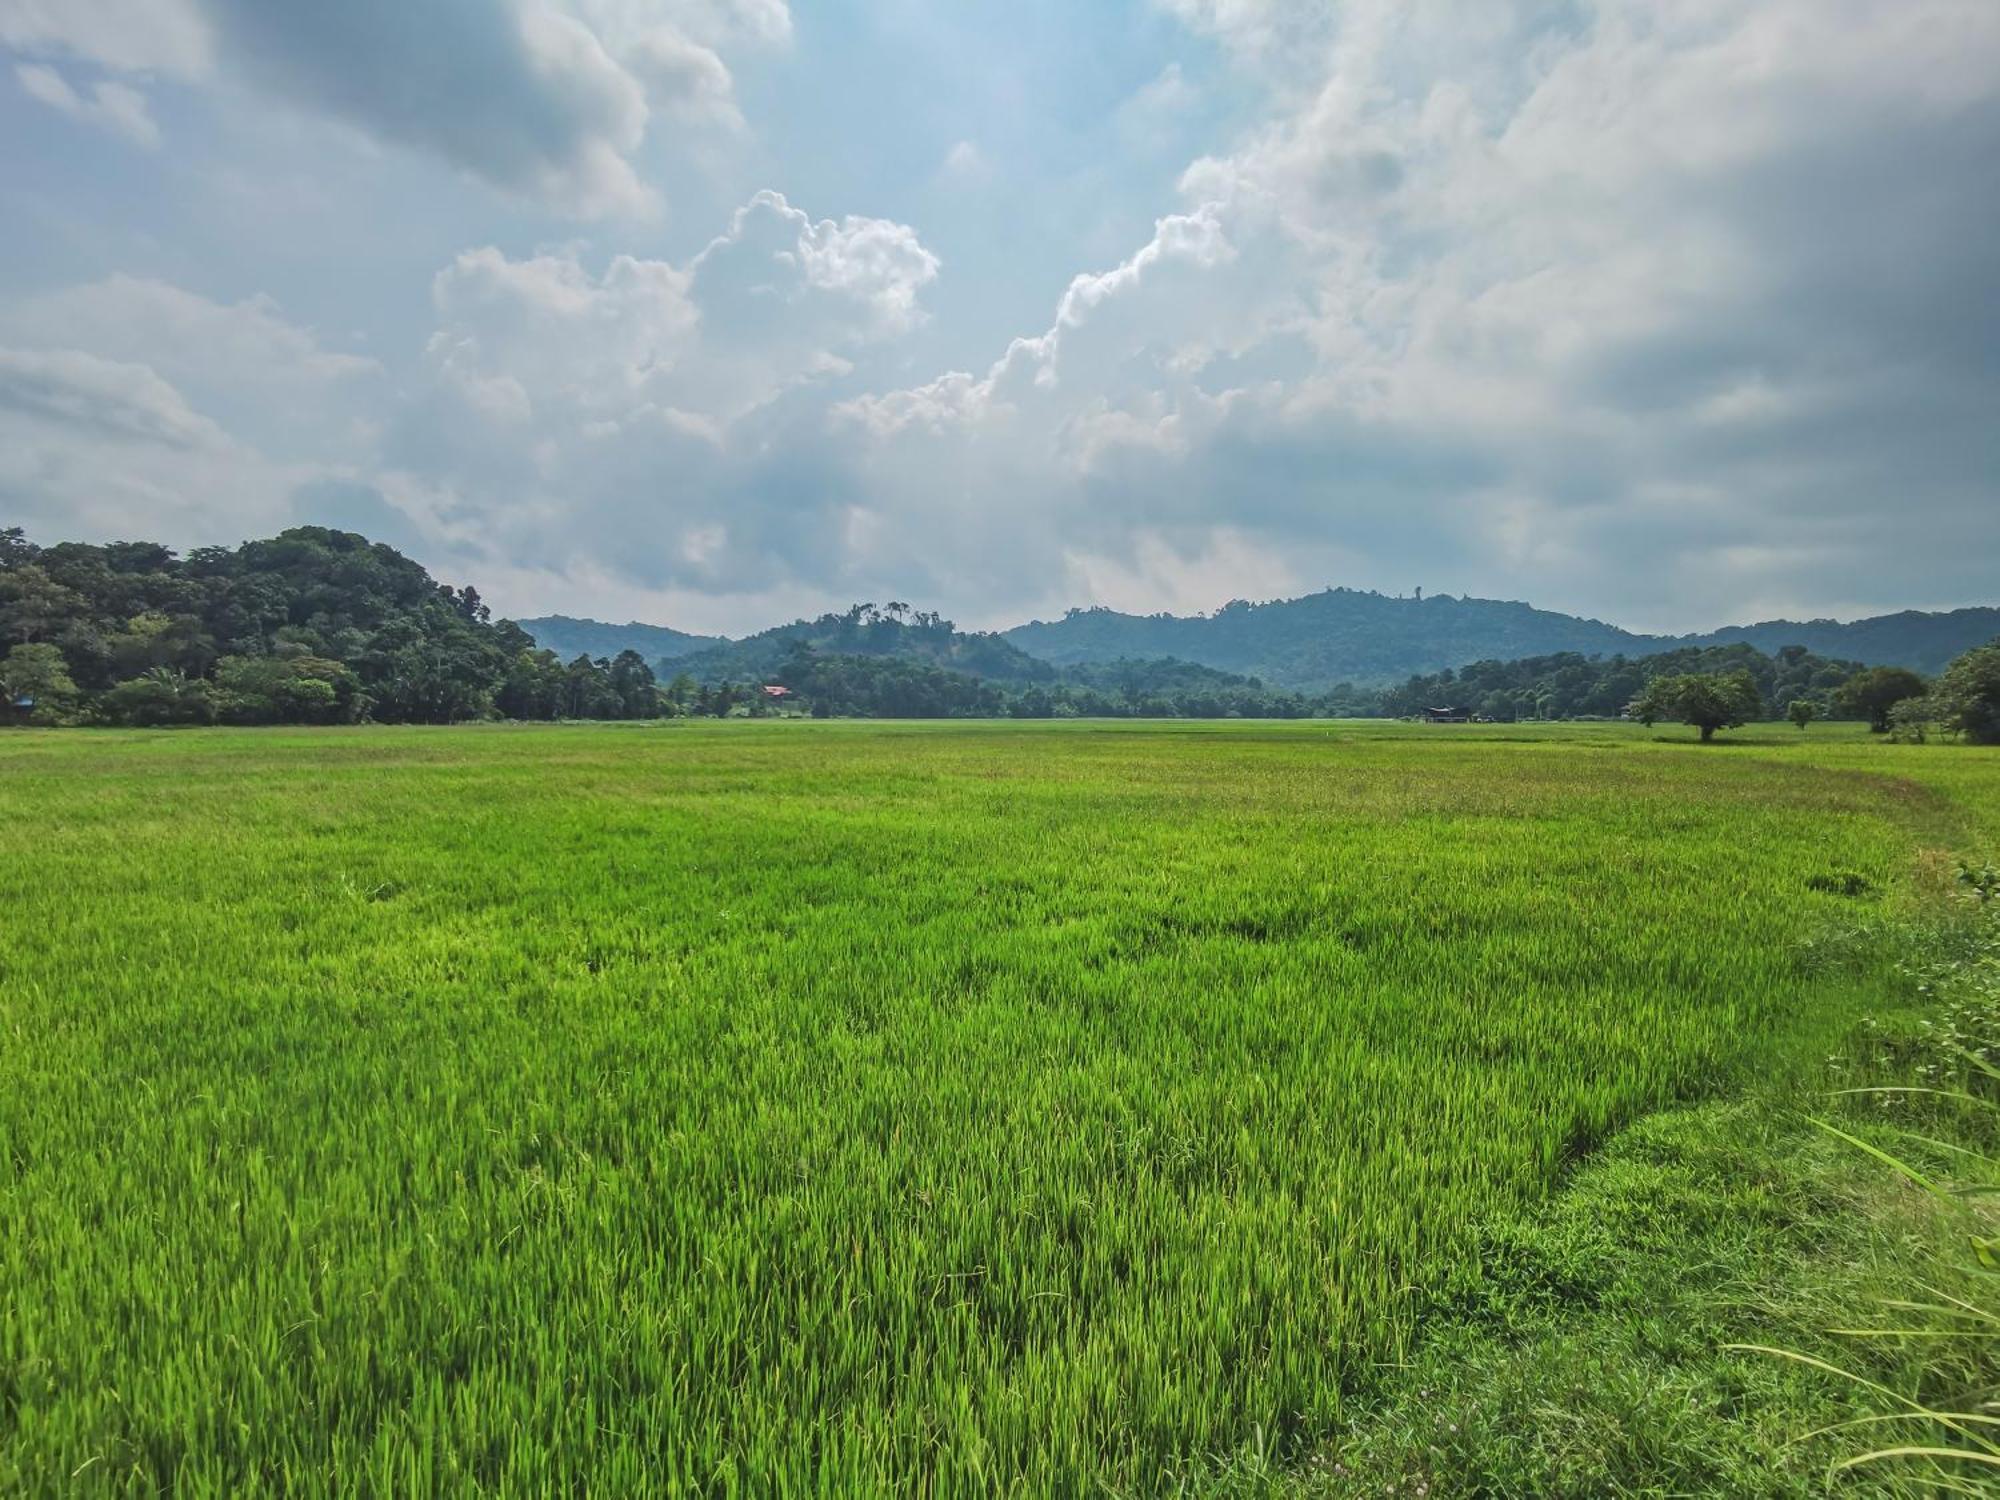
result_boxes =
[1837,666,1929,733]
[1631,670,1763,742]
[1933,641,2000,745]
[607,649,661,719]
[1,642,80,724]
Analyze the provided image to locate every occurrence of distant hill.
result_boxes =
[518,615,724,664]
[1002,591,1639,690]
[1001,590,2000,690]
[1678,609,2000,676]
[669,604,1057,685]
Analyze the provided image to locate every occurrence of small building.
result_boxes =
[1423,705,1470,724]
[761,684,791,699]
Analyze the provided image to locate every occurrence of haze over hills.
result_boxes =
[514,616,724,665]
[1686,610,2000,678]
[525,590,2000,692]
[1004,591,2000,689]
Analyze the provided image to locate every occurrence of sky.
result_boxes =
[1,1,1996,636]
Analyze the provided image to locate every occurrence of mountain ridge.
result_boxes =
[523,590,2000,692]
[1003,591,2000,689]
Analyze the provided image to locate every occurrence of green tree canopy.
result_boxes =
[1632,670,1763,742]
[0,525,621,728]
[1933,641,2000,745]
[1836,666,1929,733]
[1,642,80,724]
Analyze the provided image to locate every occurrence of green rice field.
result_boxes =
[3,720,1997,1494]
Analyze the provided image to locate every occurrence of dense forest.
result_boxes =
[0,526,669,726]
[1379,644,1868,722]
[5,525,1995,732]
[760,636,1356,720]
[670,603,1056,685]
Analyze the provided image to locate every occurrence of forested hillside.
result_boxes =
[1003,590,1636,689]
[1684,609,2000,675]
[0,526,671,725]
[1003,588,2000,690]
[670,603,1056,685]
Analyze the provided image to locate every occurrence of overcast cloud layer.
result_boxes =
[1,0,1995,633]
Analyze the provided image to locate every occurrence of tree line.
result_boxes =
[1380,644,1873,722]
[4,524,1995,738]
[764,641,1351,720]
[1377,641,1997,743]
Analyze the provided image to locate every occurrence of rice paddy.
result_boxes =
[2,719,1995,1495]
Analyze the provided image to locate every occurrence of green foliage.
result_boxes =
[1888,693,1947,744]
[1632,668,1765,741]
[0,640,80,724]
[0,719,1984,1493]
[674,600,1055,687]
[763,644,1336,719]
[0,562,89,650]
[1840,666,1932,733]
[0,524,619,727]
[1384,642,1865,723]
[99,666,216,726]
[772,641,1010,716]
[214,654,365,725]
[1934,640,2000,746]
[1789,698,1817,730]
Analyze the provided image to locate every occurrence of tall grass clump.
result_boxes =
[1737,858,2000,1493]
